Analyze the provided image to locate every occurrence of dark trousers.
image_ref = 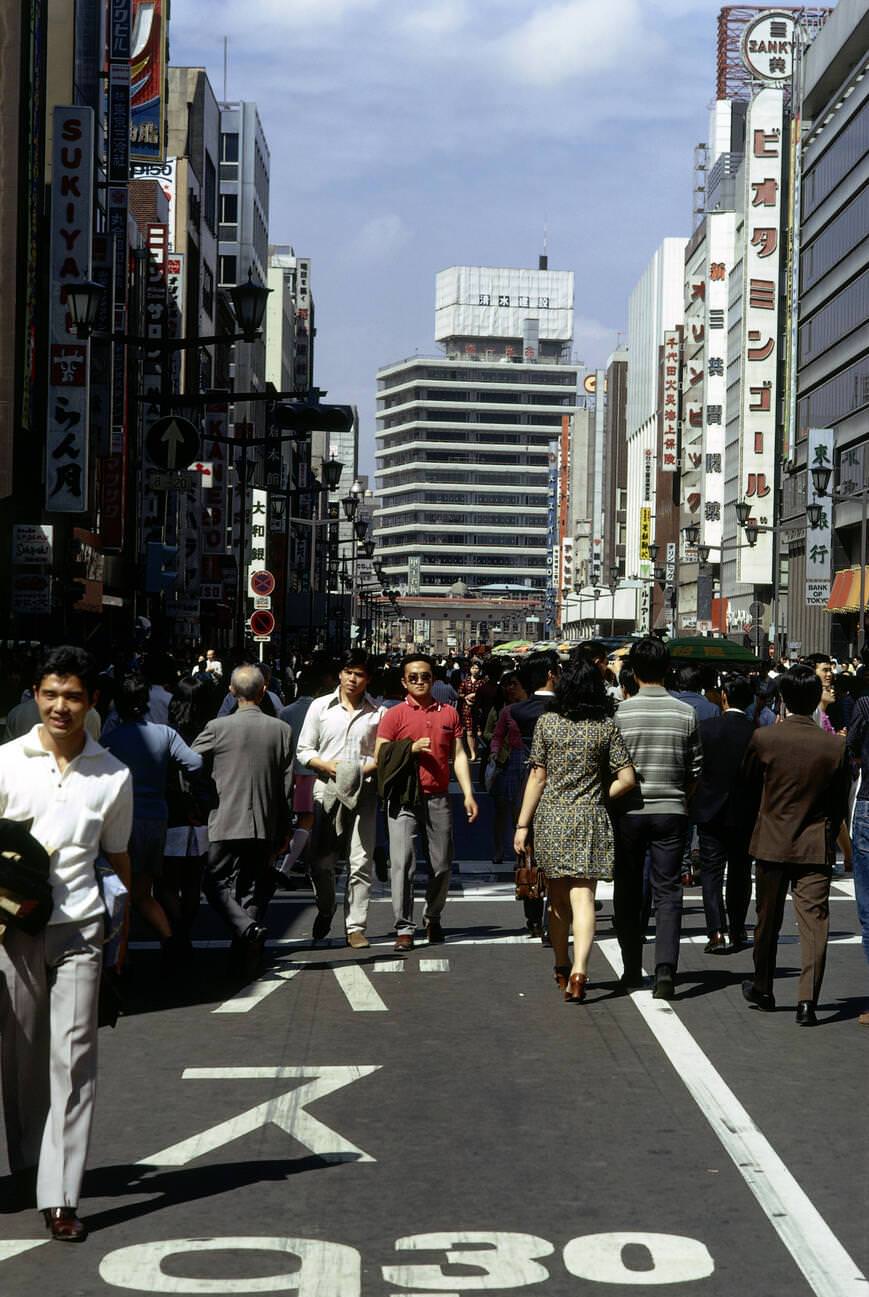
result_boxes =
[615,813,686,974]
[753,860,831,1004]
[204,839,277,939]
[697,820,753,937]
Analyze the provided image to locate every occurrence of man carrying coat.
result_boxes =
[193,665,294,975]
[741,663,850,1025]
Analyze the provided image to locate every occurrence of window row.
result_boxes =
[379,367,577,389]
[799,268,869,366]
[378,492,546,508]
[797,352,869,438]
[802,98,869,218]
[801,182,869,291]
[378,472,543,489]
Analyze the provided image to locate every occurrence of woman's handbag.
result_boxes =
[514,849,546,901]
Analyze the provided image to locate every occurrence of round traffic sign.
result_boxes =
[249,609,275,637]
[145,416,200,470]
[250,569,275,597]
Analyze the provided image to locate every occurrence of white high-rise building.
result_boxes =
[375,262,581,595]
[624,238,688,580]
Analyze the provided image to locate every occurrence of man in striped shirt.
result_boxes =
[614,637,703,999]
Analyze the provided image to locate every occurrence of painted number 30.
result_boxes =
[98,1231,715,1293]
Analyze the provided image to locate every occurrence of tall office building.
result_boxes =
[375,262,580,595]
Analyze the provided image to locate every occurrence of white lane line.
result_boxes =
[0,1241,50,1261]
[832,878,856,898]
[332,965,388,1011]
[212,966,300,1014]
[419,959,450,972]
[372,961,405,974]
[597,938,867,1297]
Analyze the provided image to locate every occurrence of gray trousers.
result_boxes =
[309,788,377,933]
[387,795,453,934]
[0,919,103,1209]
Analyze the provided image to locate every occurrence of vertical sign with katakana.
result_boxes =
[680,248,706,556]
[737,87,784,585]
[805,427,833,606]
[702,212,736,552]
[46,107,94,512]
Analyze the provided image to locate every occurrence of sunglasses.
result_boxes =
[406,672,432,683]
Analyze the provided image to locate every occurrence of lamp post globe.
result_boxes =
[65,279,105,338]
[810,464,833,497]
[341,492,359,521]
[322,453,344,492]
[354,516,369,541]
[735,500,752,527]
[806,502,823,529]
[361,539,376,560]
[229,270,271,342]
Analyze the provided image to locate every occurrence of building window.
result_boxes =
[219,193,238,225]
[204,153,217,236]
[202,262,214,318]
[218,254,237,287]
[221,132,239,162]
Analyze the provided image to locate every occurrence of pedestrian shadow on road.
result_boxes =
[79,1156,353,1233]
[671,968,758,1001]
[815,995,868,1025]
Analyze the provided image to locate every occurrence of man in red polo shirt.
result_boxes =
[375,654,478,950]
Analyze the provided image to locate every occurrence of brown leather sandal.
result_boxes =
[565,972,588,1003]
[553,965,571,991]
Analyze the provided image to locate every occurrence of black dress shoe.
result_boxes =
[730,927,748,948]
[3,1167,36,1212]
[704,932,730,954]
[618,967,645,991]
[796,1000,818,1026]
[742,980,775,1012]
[311,912,332,943]
[425,918,445,944]
[652,964,675,1000]
[43,1206,87,1242]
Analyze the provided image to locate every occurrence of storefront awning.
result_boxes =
[826,567,864,613]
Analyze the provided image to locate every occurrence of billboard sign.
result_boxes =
[805,427,833,606]
[702,213,736,549]
[740,10,797,84]
[46,106,94,512]
[130,0,167,161]
[661,331,681,473]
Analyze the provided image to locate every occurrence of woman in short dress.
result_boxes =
[514,660,636,1002]
[458,657,484,760]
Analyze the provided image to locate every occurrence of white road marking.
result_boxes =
[832,878,856,898]
[212,966,300,1014]
[419,959,450,972]
[597,938,867,1297]
[372,961,405,974]
[562,1232,714,1285]
[384,1232,554,1291]
[332,965,388,1011]
[0,1241,49,1261]
[138,1066,381,1167]
[99,1237,362,1295]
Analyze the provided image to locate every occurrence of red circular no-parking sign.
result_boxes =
[249,609,276,637]
[250,569,275,597]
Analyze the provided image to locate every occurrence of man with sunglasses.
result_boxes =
[375,654,478,950]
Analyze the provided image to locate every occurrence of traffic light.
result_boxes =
[273,401,354,435]
[145,542,179,593]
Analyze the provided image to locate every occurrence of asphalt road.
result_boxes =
[1,792,867,1296]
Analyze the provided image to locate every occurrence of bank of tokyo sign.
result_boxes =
[740,10,797,84]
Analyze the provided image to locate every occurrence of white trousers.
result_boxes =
[0,919,103,1208]
[309,789,377,933]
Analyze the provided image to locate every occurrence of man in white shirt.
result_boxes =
[0,646,133,1242]
[296,649,383,949]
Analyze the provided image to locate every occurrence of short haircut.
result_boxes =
[722,675,754,711]
[801,653,831,667]
[116,671,150,721]
[778,663,822,716]
[230,664,266,701]
[523,650,560,693]
[676,664,704,694]
[573,639,608,665]
[34,645,99,699]
[628,636,670,684]
[401,653,435,677]
[551,659,608,721]
[340,648,373,676]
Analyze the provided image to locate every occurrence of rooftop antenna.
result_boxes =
[223,36,229,101]
[539,217,548,271]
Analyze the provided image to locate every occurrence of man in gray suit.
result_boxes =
[193,665,294,974]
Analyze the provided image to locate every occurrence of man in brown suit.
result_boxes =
[741,664,850,1025]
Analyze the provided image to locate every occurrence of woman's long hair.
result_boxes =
[550,659,609,721]
[169,674,216,743]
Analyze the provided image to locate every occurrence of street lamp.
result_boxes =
[65,279,104,338]
[68,270,271,345]
[341,492,359,521]
[806,502,823,529]
[648,543,659,563]
[608,575,619,637]
[683,522,700,547]
[810,464,833,497]
[228,270,272,342]
[698,543,711,564]
[360,539,375,560]
[354,516,370,541]
[735,499,752,527]
[744,522,759,547]
[321,453,344,492]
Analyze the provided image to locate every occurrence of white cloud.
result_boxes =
[348,214,411,261]
[397,0,470,36]
[496,0,660,86]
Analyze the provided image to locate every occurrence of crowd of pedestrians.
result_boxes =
[0,632,867,1242]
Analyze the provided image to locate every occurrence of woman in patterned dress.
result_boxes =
[458,657,484,760]
[514,660,636,1002]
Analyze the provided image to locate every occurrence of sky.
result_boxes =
[170,0,745,477]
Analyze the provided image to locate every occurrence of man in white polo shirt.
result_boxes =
[0,646,132,1242]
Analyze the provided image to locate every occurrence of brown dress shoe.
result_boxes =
[43,1207,88,1242]
[347,931,370,949]
[394,934,414,952]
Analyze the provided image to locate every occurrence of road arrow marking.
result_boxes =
[419,959,450,972]
[332,965,387,1011]
[212,965,301,1013]
[160,419,187,469]
[138,1066,382,1166]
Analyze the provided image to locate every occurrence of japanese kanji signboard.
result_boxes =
[806,427,833,606]
[661,331,680,474]
[702,212,736,552]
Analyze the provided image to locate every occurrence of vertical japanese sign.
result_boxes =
[702,213,735,552]
[247,487,269,594]
[546,440,558,632]
[130,0,166,161]
[139,222,169,548]
[46,106,94,512]
[661,331,681,474]
[639,506,651,561]
[737,87,784,585]
[103,1,131,552]
[805,427,833,605]
[681,263,705,551]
